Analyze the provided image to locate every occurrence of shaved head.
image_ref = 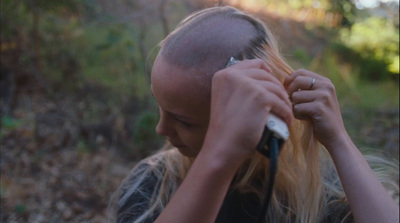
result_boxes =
[159,7,264,81]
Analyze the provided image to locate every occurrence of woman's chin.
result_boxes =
[175,146,197,158]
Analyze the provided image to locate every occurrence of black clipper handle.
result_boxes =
[256,113,289,158]
[256,126,285,158]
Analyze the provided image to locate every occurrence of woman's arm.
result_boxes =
[154,139,244,223]
[284,69,399,223]
[328,131,399,223]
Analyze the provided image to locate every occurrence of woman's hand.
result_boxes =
[203,59,292,164]
[283,69,347,150]
[284,69,400,223]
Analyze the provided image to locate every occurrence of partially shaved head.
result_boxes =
[159,6,269,81]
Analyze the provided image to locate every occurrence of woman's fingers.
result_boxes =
[230,58,272,74]
[257,78,292,105]
[220,59,292,124]
[228,64,293,125]
[256,81,293,124]
[284,68,347,148]
[292,101,321,120]
[226,66,282,86]
[285,75,316,94]
[291,90,316,104]
[284,69,330,95]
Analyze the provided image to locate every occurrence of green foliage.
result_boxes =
[341,17,398,64]
[292,47,312,67]
[1,115,22,130]
[127,110,165,157]
[1,1,27,37]
[132,110,162,148]
[357,80,399,109]
[1,0,178,155]
[1,115,23,139]
[14,204,27,214]
[308,50,399,110]
[251,0,357,26]
[1,0,398,158]
[336,16,399,81]
[0,184,6,198]
[23,0,82,12]
[77,140,91,154]
[76,24,150,97]
[329,0,357,26]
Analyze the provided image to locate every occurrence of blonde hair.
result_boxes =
[109,6,398,223]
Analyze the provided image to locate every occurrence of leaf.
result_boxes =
[14,204,27,213]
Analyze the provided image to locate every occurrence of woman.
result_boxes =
[110,6,399,223]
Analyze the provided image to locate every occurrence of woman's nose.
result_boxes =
[155,120,167,136]
[156,113,173,137]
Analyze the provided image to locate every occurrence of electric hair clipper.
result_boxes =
[226,57,289,157]
[226,57,289,222]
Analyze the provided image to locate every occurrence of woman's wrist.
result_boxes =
[199,133,252,173]
[322,130,354,157]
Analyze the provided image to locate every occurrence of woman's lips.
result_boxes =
[169,141,195,157]
[168,140,194,156]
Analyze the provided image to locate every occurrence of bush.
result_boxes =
[132,110,162,148]
[335,16,399,81]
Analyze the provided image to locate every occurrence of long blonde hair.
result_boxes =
[109,6,398,223]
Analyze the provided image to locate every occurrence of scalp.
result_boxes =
[159,7,259,80]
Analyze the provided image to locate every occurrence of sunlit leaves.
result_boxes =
[339,16,399,74]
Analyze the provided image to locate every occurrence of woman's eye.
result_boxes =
[177,119,192,127]
[167,113,194,128]
[174,118,192,128]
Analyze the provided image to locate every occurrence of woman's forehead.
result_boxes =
[151,56,211,115]
[151,55,204,89]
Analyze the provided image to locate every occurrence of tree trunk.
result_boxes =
[33,5,41,72]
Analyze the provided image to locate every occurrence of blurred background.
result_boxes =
[0,0,398,222]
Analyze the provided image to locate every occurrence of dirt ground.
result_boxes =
[1,92,137,223]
